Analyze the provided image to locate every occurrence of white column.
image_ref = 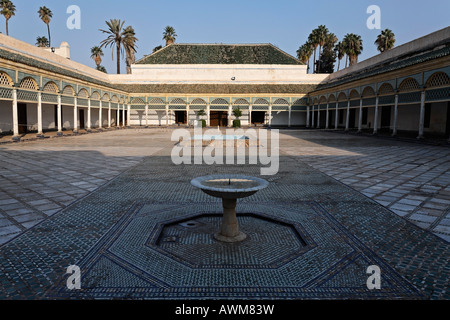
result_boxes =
[165,104,169,126]
[12,88,19,139]
[73,97,78,133]
[116,105,120,127]
[311,105,315,128]
[127,105,131,126]
[306,106,310,128]
[373,96,379,135]
[87,99,92,130]
[334,102,338,129]
[392,94,399,136]
[268,104,272,127]
[99,101,103,129]
[57,94,62,135]
[317,106,320,128]
[228,104,232,127]
[417,91,426,139]
[358,99,363,133]
[108,102,111,128]
[325,103,329,129]
[345,100,350,131]
[122,104,125,127]
[288,106,291,128]
[248,105,252,126]
[37,92,43,136]
[145,104,149,127]
[206,104,210,126]
[186,105,190,126]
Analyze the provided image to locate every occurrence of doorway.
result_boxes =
[210,111,228,127]
[381,106,391,130]
[175,111,187,124]
[349,108,356,128]
[79,109,85,129]
[251,111,265,125]
[18,103,27,134]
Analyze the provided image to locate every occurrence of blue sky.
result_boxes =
[2,0,449,73]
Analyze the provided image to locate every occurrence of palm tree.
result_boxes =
[123,26,138,74]
[90,46,104,68]
[35,36,49,47]
[296,42,313,73]
[375,29,395,53]
[0,0,15,36]
[308,29,319,73]
[163,26,177,46]
[334,41,345,71]
[100,19,138,74]
[315,25,329,73]
[342,33,363,66]
[96,65,107,73]
[38,6,52,47]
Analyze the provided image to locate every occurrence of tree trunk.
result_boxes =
[345,55,348,68]
[317,45,322,73]
[313,49,316,74]
[116,44,121,74]
[47,23,51,47]
[337,58,340,71]
[6,19,9,36]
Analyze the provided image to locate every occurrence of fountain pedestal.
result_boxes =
[191,174,268,243]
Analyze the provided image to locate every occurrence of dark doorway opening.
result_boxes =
[79,109,85,129]
[251,111,265,125]
[175,111,187,124]
[381,106,391,131]
[210,111,228,127]
[18,103,27,134]
[349,108,356,128]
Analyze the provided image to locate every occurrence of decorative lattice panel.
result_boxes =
[190,98,206,105]
[378,95,395,105]
[77,98,88,106]
[169,98,186,105]
[327,95,336,103]
[291,106,306,111]
[189,105,205,110]
[233,98,249,106]
[210,98,228,105]
[337,93,347,102]
[350,100,360,107]
[398,92,421,104]
[91,92,100,100]
[149,98,165,105]
[338,101,348,109]
[292,98,307,106]
[169,105,186,110]
[0,72,13,87]
[61,96,74,105]
[90,100,100,107]
[425,87,450,102]
[362,98,376,106]
[349,90,360,100]
[253,99,269,106]
[42,93,58,103]
[361,87,375,97]
[398,78,420,92]
[111,96,119,103]
[19,77,38,90]
[78,89,89,98]
[17,89,38,102]
[62,86,75,96]
[111,103,118,109]
[378,83,395,95]
[272,106,289,111]
[426,72,450,88]
[131,105,145,110]
[148,105,165,110]
[319,104,327,111]
[0,87,13,99]
[252,105,269,111]
[102,94,110,102]
[273,98,289,106]
[42,82,59,93]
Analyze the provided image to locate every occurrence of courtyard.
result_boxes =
[0,128,448,300]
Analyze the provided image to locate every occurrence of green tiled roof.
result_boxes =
[136,44,303,65]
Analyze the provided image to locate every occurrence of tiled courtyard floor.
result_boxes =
[0,128,449,300]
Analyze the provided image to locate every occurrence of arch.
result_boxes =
[312,98,318,105]
[0,71,14,87]
[42,81,59,93]
[337,92,347,101]
[361,86,376,97]
[78,88,89,98]
[119,97,125,104]
[148,97,165,105]
[378,83,395,95]
[169,98,186,105]
[210,98,228,105]
[91,91,100,100]
[273,98,289,105]
[190,98,207,105]
[111,95,119,103]
[62,85,75,96]
[349,89,360,100]
[130,97,145,104]
[233,98,249,105]
[253,98,269,105]
[327,94,336,103]
[398,77,420,92]
[19,77,39,90]
[319,96,327,104]
[426,72,450,88]
[101,93,110,102]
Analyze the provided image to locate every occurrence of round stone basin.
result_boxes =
[191,174,269,243]
[191,174,268,199]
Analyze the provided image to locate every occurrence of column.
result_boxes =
[325,103,329,129]
[145,104,148,127]
[122,104,125,127]
[99,101,103,129]
[392,94,399,136]
[37,92,43,137]
[317,105,320,128]
[57,94,62,135]
[311,105,315,128]
[306,106,310,128]
[127,105,131,127]
[12,88,19,139]
[186,105,190,126]
[87,99,92,131]
[334,102,338,129]
[206,104,210,127]
[108,102,111,128]
[373,96,379,135]
[358,99,363,133]
[345,100,350,131]
[288,106,291,128]
[268,104,272,127]
[116,105,120,128]
[165,104,169,126]
[248,105,252,126]
[228,104,232,127]
[417,90,426,139]
[73,97,78,133]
